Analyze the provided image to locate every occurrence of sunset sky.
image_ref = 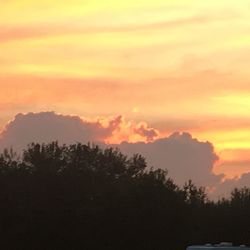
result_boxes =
[1,0,250,185]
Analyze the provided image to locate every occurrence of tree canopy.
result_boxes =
[0,142,250,250]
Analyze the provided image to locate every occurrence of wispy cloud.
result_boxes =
[0,15,214,43]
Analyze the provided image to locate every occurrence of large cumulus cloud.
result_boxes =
[0,112,114,151]
[0,112,223,194]
[115,132,221,188]
[0,112,158,151]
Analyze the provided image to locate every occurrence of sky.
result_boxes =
[0,0,250,196]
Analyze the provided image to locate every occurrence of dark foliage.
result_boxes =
[0,142,249,250]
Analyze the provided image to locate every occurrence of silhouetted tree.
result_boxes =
[0,142,250,250]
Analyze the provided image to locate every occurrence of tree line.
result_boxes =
[0,142,249,250]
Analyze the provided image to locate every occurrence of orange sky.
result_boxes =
[1,0,250,180]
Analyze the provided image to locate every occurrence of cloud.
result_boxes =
[115,132,221,188]
[0,16,211,43]
[0,112,223,195]
[0,112,159,152]
[0,112,109,151]
[213,169,250,199]
[133,122,159,142]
